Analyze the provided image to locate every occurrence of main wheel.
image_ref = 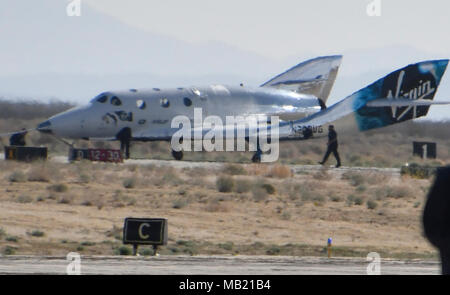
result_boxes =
[172,150,183,161]
[251,151,261,163]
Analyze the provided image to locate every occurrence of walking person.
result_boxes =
[319,125,341,168]
[9,128,28,146]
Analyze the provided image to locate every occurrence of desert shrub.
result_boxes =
[78,173,90,183]
[301,190,313,202]
[205,201,229,212]
[234,179,252,193]
[223,164,246,175]
[172,199,188,209]
[375,185,414,200]
[219,242,234,251]
[81,200,93,206]
[58,196,72,204]
[342,172,365,186]
[28,167,50,182]
[116,246,132,255]
[313,170,331,181]
[0,227,5,237]
[266,246,281,255]
[252,187,268,202]
[16,195,33,204]
[48,183,68,193]
[123,177,137,189]
[329,195,342,202]
[356,185,367,193]
[266,165,292,178]
[389,185,414,199]
[30,230,44,237]
[9,171,27,183]
[280,211,292,220]
[139,248,154,256]
[261,183,276,195]
[2,246,16,255]
[346,194,356,206]
[400,163,435,179]
[161,169,183,186]
[367,199,378,210]
[367,173,388,185]
[105,225,122,240]
[6,236,18,242]
[216,176,234,193]
[354,196,364,205]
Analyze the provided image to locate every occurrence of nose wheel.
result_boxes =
[172,150,183,161]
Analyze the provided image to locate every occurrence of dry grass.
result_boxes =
[265,165,292,178]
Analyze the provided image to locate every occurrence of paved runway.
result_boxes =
[0,255,440,275]
[48,155,402,177]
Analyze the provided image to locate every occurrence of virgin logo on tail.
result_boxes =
[386,70,435,120]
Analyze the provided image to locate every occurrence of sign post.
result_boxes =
[123,218,168,256]
[413,142,437,159]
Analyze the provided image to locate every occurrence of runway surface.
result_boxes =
[49,156,402,178]
[0,255,439,275]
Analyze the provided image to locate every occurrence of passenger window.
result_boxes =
[136,99,146,109]
[111,96,122,106]
[160,98,170,108]
[183,97,192,107]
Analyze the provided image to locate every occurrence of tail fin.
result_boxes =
[285,59,449,135]
[261,55,342,104]
[352,59,449,131]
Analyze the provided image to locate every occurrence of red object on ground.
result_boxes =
[88,149,123,163]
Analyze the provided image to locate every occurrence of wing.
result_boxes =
[261,55,342,104]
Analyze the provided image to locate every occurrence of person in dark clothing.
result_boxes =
[9,129,28,146]
[423,166,450,275]
[116,127,132,159]
[319,125,341,168]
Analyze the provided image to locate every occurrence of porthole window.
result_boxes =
[160,98,170,108]
[183,97,192,107]
[110,96,122,106]
[136,99,146,109]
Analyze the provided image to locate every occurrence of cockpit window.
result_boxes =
[160,98,170,108]
[95,94,108,103]
[136,99,146,110]
[110,96,122,106]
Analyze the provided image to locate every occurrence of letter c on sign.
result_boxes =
[138,223,150,239]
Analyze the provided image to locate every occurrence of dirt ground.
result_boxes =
[0,158,439,259]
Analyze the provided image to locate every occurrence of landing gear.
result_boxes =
[251,149,262,163]
[172,149,183,160]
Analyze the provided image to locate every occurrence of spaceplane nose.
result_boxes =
[37,120,52,134]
